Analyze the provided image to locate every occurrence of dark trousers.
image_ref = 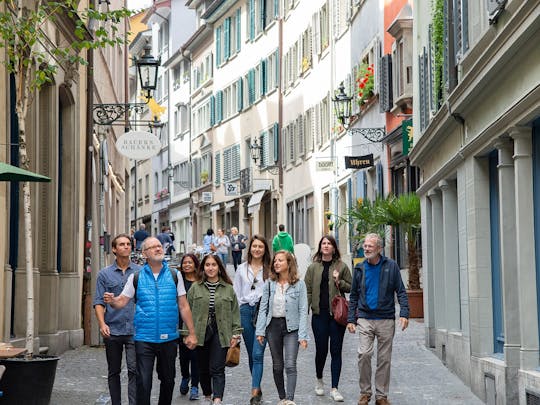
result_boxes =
[104,335,136,405]
[232,250,243,271]
[179,339,199,387]
[135,340,178,405]
[311,311,346,388]
[197,324,228,400]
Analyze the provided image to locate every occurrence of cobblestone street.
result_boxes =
[51,316,483,405]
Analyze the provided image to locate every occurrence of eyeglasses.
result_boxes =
[144,245,163,251]
[250,278,259,290]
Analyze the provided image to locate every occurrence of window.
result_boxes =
[301,27,312,73]
[248,0,279,40]
[193,52,213,90]
[334,0,350,38]
[216,8,242,66]
[260,123,279,168]
[266,49,279,91]
[223,144,240,181]
[158,20,169,56]
[192,98,212,136]
[172,65,181,90]
[320,3,329,52]
[222,81,239,120]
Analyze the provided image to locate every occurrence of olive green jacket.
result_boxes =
[304,260,352,315]
[186,279,242,348]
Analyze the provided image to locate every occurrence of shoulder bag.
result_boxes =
[331,279,349,326]
[225,341,241,367]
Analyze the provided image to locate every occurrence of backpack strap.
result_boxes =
[133,268,178,302]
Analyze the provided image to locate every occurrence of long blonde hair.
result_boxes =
[270,250,299,285]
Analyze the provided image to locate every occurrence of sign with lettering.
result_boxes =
[316,160,336,171]
[344,154,374,169]
[225,182,239,196]
[115,131,161,160]
[402,119,413,155]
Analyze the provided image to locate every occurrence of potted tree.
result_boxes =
[0,2,131,403]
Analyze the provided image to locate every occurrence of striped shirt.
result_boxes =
[205,280,219,315]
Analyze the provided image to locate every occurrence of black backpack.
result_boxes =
[133,268,179,302]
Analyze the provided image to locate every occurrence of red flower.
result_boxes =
[360,83,365,89]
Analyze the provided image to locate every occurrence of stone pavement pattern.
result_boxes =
[50,316,483,405]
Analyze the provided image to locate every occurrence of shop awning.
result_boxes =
[247,190,266,214]
[0,162,51,182]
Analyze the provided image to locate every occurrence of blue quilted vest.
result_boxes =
[134,263,179,343]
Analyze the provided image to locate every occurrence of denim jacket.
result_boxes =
[255,279,309,341]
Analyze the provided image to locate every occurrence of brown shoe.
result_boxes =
[358,394,371,405]
[375,398,391,405]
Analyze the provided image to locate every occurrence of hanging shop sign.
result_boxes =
[344,154,374,169]
[116,131,161,160]
[316,159,336,171]
[402,119,413,155]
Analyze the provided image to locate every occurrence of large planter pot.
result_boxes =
[0,355,59,404]
[407,289,424,318]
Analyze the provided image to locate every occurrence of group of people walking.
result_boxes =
[94,229,409,405]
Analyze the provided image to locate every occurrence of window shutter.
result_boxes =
[236,8,242,52]
[216,27,222,66]
[237,78,243,111]
[273,122,279,163]
[261,59,267,95]
[419,54,425,131]
[428,25,436,112]
[259,0,266,31]
[462,0,469,53]
[379,54,393,113]
[356,170,365,199]
[282,126,288,165]
[376,162,383,197]
[210,95,216,126]
[215,152,221,185]
[248,69,256,105]
[274,0,279,18]
[260,130,268,167]
[216,90,223,123]
[223,148,231,181]
[289,121,295,162]
[249,0,255,40]
[297,116,305,157]
[313,12,321,56]
[224,18,231,60]
[232,144,240,178]
[423,50,430,128]
[443,0,449,92]
[274,49,280,88]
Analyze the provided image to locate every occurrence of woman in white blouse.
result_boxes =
[233,235,272,405]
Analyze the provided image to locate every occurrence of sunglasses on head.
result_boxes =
[251,279,259,290]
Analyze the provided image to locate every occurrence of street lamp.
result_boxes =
[332,82,385,142]
[249,137,280,175]
[93,44,161,126]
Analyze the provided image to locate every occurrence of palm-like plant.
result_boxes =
[379,193,421,290]
[343,197,386,252]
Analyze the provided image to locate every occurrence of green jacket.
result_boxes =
[304,260,352,316]
[186,279,242,348]
[272,231,294,253]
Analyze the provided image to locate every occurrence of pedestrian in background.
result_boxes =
[132,224,149,252]
[233,235,272,405]
[156,226,175,256]
[214,228,231,265]
[187,254,242,405]
[272,224,294,254]
[229,226,247,271]
[104,237,198,405]
[203,228,215,254]
[256,251,309,405]
[93,234,140,405]
[178,253,201,400]
[347,233,409,405]
[304,235,352,402]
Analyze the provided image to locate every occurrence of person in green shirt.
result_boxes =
[272,224,294,254]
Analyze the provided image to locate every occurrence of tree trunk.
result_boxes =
[407,239,420,290]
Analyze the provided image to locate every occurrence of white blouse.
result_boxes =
[272,282,289,318]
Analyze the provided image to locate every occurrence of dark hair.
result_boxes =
[206,228,214,236]
[270,250,299,285]
[180,253,200,280]
[278,224,285,232]
[246,235,272,280]
[111,233,131,250]
[312,235,341,263]
[199,254,233,285]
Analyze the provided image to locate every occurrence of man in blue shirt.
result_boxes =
[347,233,409,405]
[93,234,141,405]
[133,224,149,251]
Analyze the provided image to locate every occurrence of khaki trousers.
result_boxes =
[357,318,395,399]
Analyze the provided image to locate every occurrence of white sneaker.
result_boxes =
[315,379,324,396]
[330,389,344,402]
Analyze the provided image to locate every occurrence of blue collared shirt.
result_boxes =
[93,260,140,336]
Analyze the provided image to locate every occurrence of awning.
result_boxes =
[0,162,51,182]
[247,190,266,214]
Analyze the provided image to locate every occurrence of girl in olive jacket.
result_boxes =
[304,235,352,402]
[187,254,242,405]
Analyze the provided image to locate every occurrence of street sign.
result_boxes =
[224,182,239,196]
[316,160,335,171]
[115,131,161,160]
[202,192,213,203]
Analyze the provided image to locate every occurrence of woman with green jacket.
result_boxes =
[304,235,352,402]
[187,254,242,405]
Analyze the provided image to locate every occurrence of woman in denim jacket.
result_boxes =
[255,250,309,405]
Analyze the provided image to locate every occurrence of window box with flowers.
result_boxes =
[301,57,311,74]
[356,63,375,108]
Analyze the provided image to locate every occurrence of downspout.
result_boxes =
[275,15,283,234]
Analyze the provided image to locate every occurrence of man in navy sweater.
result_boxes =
[347,233,409,405]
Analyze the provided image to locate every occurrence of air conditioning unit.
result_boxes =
[202,192,213,203]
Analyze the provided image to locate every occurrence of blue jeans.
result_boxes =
[179,339,199,387]
[135,340,177,405]
[217,252,228,265]
[104,335,136,405]
[240,304,266,389]
[311,311,346,388]
[266,317,300,401]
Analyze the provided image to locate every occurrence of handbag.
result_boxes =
[225,342,240,367]
[331,280,349,326]
[210,242,217,252]
[251,299,261,327]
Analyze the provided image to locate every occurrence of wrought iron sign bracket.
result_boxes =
[348,127,386,143]
[93,103,148,126]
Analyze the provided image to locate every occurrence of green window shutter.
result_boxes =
[216,90,223,123]
[216,26,222,66]
[261,59,267,96]
[210,95,216,126]
[273,122,279,163]
[274,0,279,18]
[232,144,240,178]
[215,152,221,185]
[274,49,280,87]
[248,69,255,105]
[259,0,266,31]
[249,0,255,40]
[236,8,242,52]
[237,78,243,111]
[224,18,231,60]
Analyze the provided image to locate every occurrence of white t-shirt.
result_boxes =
[121,270,186,299]
[272,282,288,318]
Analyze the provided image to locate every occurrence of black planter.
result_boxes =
[0,355,59,404]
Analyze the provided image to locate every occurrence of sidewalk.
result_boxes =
[51,314,483,404]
